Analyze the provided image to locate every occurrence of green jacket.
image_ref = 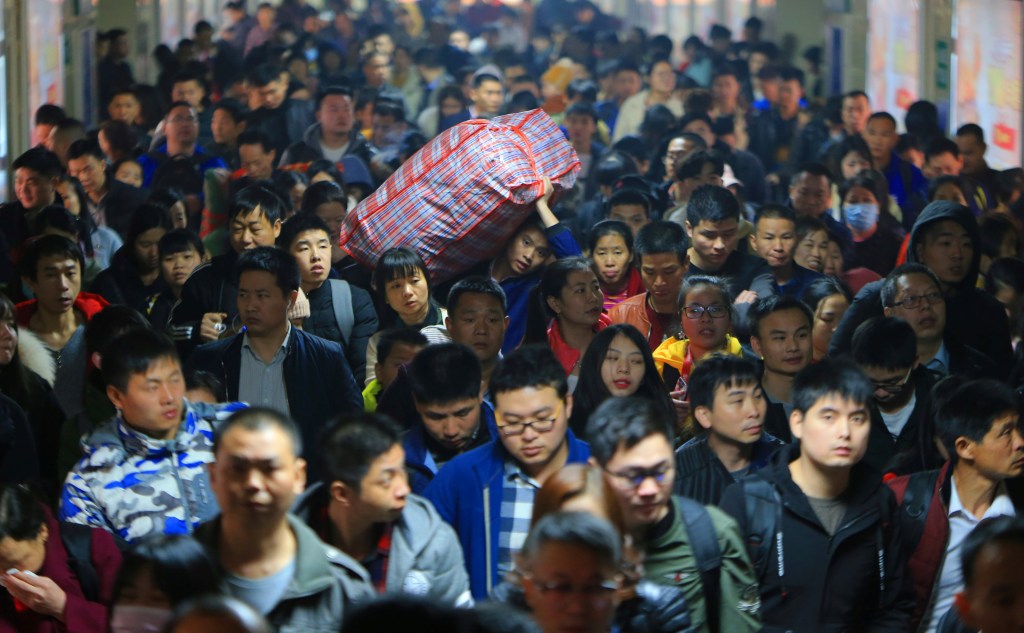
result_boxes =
[642,497,761,633]
[196,513,374,632]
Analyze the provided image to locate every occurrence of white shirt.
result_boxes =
[879,391,916,440]
[924,475,1016,633]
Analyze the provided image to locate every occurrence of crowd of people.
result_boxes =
[0,1,1023,632]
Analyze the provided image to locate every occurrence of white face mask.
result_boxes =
[109,605,172,633]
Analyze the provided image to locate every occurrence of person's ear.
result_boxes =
[37,522,49,545]
[444,315,452,330]
[789,410,804,441]
[912,355,920,370]
[272,219,283,238]
[546,294,561,316]
[684,221,694,238]
[748,233,758,252]
[883,306,894,318]
[91,352,103,371]
[563,394,573,421]
[750,335,763,358]
[954,435,976,463]
[694,405,713,430]
[587,455,599,468]
[293,457,307,495]
[288,289,299,309]
[329,480,352,505]
[106,385,126,411]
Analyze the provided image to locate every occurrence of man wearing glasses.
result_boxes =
[586,397,761,633]
[423,345,590,601]
[881,263,995,380]
[851,316,937,473]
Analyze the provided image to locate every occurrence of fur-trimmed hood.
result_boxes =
[16,329,55,387]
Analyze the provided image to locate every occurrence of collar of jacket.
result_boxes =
[112,399,208,457]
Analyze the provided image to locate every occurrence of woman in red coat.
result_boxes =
[0,485,121,633]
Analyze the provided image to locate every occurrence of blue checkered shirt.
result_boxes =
[498,460,541,575]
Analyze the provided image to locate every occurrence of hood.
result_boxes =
[761,442,884,509]
[394,494,449,552]
[80,399,216,461]
[15,291,110,327]
[652,335,744,372]
[16,328,55,386]
[906,200,981,290]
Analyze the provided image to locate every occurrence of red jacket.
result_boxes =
[0,506,121,633]
[607,293,655,350]
[14,292,109,328]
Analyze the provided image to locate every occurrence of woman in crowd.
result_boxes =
[90,204,172,318]
[98,120,138,165]
[928,174,970,206]
[801,276,852,363]
[840,170,904,276]
[979,212,1022,281]
[418,85,470,139]
[54,176,123,278]
[792,216,830,273]
[613,57,684,142]
[589,220,644,311]
[148,187,189,231]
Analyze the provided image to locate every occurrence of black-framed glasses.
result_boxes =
[523,575,619,605]
[871,367,914,393]
[892,291,943,310]
[603,463,673,488]
[496,403,562,437]
[683,304,728,319]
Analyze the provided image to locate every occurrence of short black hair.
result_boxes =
[867,111,897,129]
[277,213,330,250]
[246,63,286,87]
[935,379,1020,465]
[376,328,429,366]
[102,328,180,392]
[236,128,275,154]
[634,221,688,265]
[66,138,104,162]
[372,247,430,311]
[611,136,650,167]
[925,137,960,163]
[0,484,45,542]
[801,275,851,312]
[608,188,651,214]
[564,101,598,123]
[594,151,638,187]
[792,162,834,186]
[675,150,724,182]
[114,534,220,607]
[567,80,599,103]
[316,83,354,110]
[35,104,66,126]
[228,183,286,224]
[791,357,873,415]
[880,263,942,308]
[235,246,300,295]
[689,354,762,414]
[490,345,568,401]
[158,228,205,259]
[19,234,85,281]
[322,412,403,490]
[588,220,633,256]
[409,343,482,405]
[185,369,224,399]
[447,276,508,315]
[851,316,917,371]
[13,147,63,178]
[755,203,797,227]
[956,123,985,145]
[473,73,502,88]
[586,396,674,465]
[372,98,406,123]
[214,407,303,458]
[687,184,741,226]
[961,515,1024,588]
[212,98,246,124]
[778,65,804,86]
[85,305,150,357]
[748,294,813,341]
[300,180,347,213]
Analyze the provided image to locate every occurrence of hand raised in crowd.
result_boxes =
[288,287,311,324]
[200,312,229,341]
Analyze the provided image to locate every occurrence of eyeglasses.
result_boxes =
[892,291,943,310]
[496,403,562,437]
[683,304,728,319]
[168,115,198,124]
[523,575,619,605]
[871,366,914,393]
[603,463,673,488]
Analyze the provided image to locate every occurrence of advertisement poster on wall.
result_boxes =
[27,0,65,142]
[867,0,920,126]
[954,0,1023,168]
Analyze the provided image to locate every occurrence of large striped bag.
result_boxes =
[338,108,580,283]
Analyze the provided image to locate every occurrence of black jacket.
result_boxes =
[278,123,376,173]
[89,247,168,318]
[302,281,378,385]
[674,435,782,505]
[862,368,937,473]
[168,252,240,355]
[0,393,39,485]
[99,180,148,239]
[829,201,1013,375]
[246,99,317,158]
[186,327,362,482]
[720,444,915,633]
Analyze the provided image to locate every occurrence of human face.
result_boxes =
[211,109,243,146]
[0,313,16,366]
[256,5,275,30]
[494,386,570,479]
[349,444,410,522]
[253,77,288,110]
[840,150,872,181]
[933,182,968,206]
[376,343,423,392]
[600,333,646,397]
[789,173,830,217]
[663,137,687,178]
[608,204,649,238]
[160,247,202,291]
[695,380,766,444]
[67,155,107,196]
[687,218,740,271]
[14,167,57,211]
[237,270,293,336]
[960,413,1024,480]
[108,94,141,125]
[601,433,674,531]
[114,161,143,188]
[884,272,946,342]
[926,151,963,178]
[957,540,1024,633]
[956,135,987,175]
[915,220,974,286]
[823,240,844,276]
[318,94,355,136]
[752,308,812,378]
[25,256,81,316]
[384,269,430,324]
[523,541,620,633]
[363,55,391,88]
[751,217,796,270]
[794,228,829,272]
[864,118,897,163]
[165,106,199,148]
[440,96,465,119]
[648,61,676,95]
[209,423,306,524]
[777,79,803,112]
[613,70,642,101]
[445,293,508,363]
[681,285,731,353]
[841,95,870,135]
[449,30,470,50]
[639,253,687,311]
[134,227,166,274]
[860,364,915,407]
[415,395,483,453]
[0,530,46,575]
[591,234,631,288]
[505,226,552,277]
[289,229,331,289]
[472,79,503,116]
[238,143,275,181]
[566,114,597,146]
[812,294,849,359]
[107,356,186,440]
[229,209,281,252]
[790,394,870,469]
[371,114,402,149]
[171,80,205,109]
[711,74,740,109]
[682,120,714,148]
[549,270,603,329]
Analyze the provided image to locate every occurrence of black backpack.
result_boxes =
[149,153,206,196]
[677,497,723,633]
[60,522,100,602]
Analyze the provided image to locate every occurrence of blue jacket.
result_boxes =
[404,402,498,494]
[422,431,591,600]
[186,328,363,482]
[137,143,228,188]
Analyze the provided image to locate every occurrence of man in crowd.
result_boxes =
[244,63,315,157]
[863,112,928,226]
[1,147,62,249]
[279,84,376,169]
[953,516,1024,633]
[170,71,214,146]
[665,151,725,225]
[210,98,247,170]
[788,162,853,248]
[956,123,1000,212]
[138,101,227,191]
[66,138,146,238]
[748,295,814,440]
[748,204,822,297]
[237,129,278,182]
[469,73,504,119]
[363,329,427,412]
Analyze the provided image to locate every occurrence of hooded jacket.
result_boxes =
[168,251,240,352]
[293,485,472,606]
[59,400,246,545]
[719,443,915,633]
[828,201,1013,374]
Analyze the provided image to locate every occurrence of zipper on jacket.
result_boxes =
[484,486,493,595]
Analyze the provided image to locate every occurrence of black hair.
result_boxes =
[447,276,508,315]
[18,234,85,281]
[895,133,922,156]
[588,220,634,256]
[791,357,873,415]
[490,344,568,401]
[341,595,470,633]
[801,275,851,312]
[935,379,1020,464]
[234,246,300,294]
[277,213,331,251]
[689,353,762,413]
[372,247,431,320]
[101,328,179,392]
[212,98,246,124]
[754,203,797,228]
[126,203,172,257]
[12,147,63,178]
[376,328,429,368]
[228,183,286,224]
[634,220,689,265]
[158,228,205,259]
[607,189,651,214]
[686,184,740,226]
[508,90,540,114]
[679,111,713,131]
[99,119,139,158]
[611,136,650,169]
[778,65,805,86]
[839,169,890,215]
[925,137,961,163]
[830,134,873,177]
[564,101,599,123]
[521,511,621,568]
[322,412,403,490]
[675,150,724,182]
[114,535,220,606]
[569,324,674,436]
[928,175,969,203]
[956,123,986,145]
[32,205,83,239]
[867,111,897,128]
[473,73,502,89]
[748,294,813,341]
[594,151,639,187]
[985,256,1024,321]
[236,128,275,154]
[373,98,407,123]
[85,305,150,360]
[35,104,66,126]
[246,63,285,87]
[66,138,104,162]
[185,369,223,399]
[315,83,355,110]
[408,343,482,405]
[791,162,834,187]
[851,316,917,371]
[880,263,943,308]
[300,180,347,214]
[567,80,599,103]
[794,216,828,243]
[586,396,674,465]
[524,257,597,345]
[961,515,1024,588]
[979,212,1021,260]
[213,407,303,458]
[0,484,45,541]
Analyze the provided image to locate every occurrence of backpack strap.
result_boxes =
[60,522,100,602]
[677,497,722,633]
[898,470,939,556]
[740,477,782,584]
[329,279,354,345]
